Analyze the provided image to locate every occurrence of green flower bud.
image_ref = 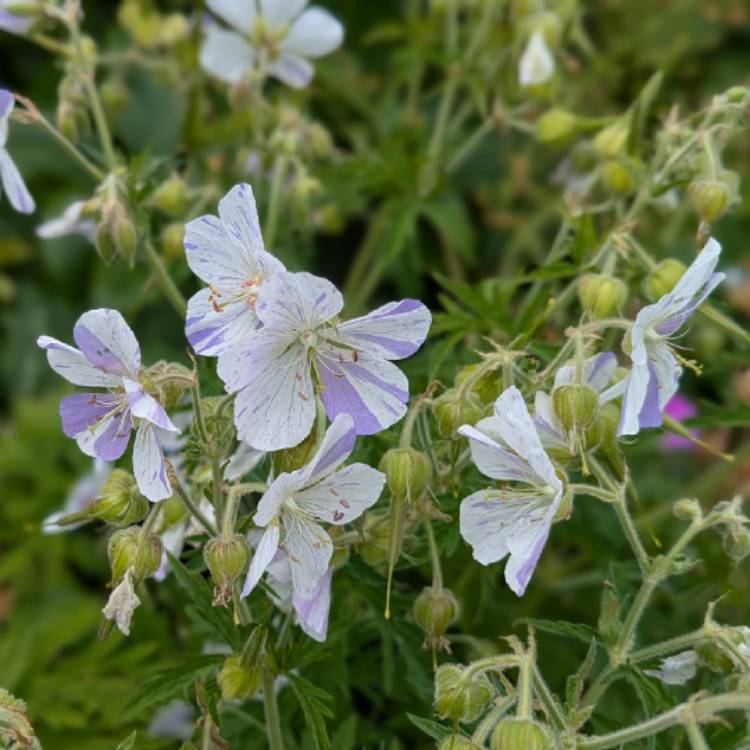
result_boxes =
[601,160,635,195]
[187,396,237,462]
[59,469,147,527]
[108,526,162,584]
[159,494,189,530]
[578,274,627,319]
[0,688,35,748]
[274,427,319,474]
[490,718,552,750]
[96,201,137,267]
[435,664,493,723]
[724,86,748,104]
[688,178,731,223]
[100,77,129,120]
[455,364,503,404]
[357,512,392,567]
[673,498,703,522]
[552,384,598,438]
[439,737,480,750]
[159,223,185,262]
[434,389,484,439]
[150,175,188,215]
[535,109,583,146]
[596,402,625,480]
[379,447,431,502]
[643,258,687,301]
[414,586,459,649]
[56,99,89,141]
[593,118,629,159]
[217,655,263,701]
[720,524,750,561]
[204,534,251,606]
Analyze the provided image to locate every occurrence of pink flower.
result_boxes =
[661,394,700,452]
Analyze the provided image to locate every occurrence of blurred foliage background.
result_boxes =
[1,0,750,748]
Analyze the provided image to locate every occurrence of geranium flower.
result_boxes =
[0,1,33,35]
[619,238,724,436]
[184,182,285,357]
[0,89,35,214]
[201,0,344,90]
[243,414,384,599]
[218,270,431,451]
[518,31,554,88]
[459,386,565,596]
[36,200,97,242]
[37,308,179,501]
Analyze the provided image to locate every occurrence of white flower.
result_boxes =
[0,89,35,214]
[619,238,724,436]
[102,569,141,636]
[201,0,344,89]
[518,31,554,88]
[36,200,97,242]
[458,386,564,596]
[243,414,384,599]
[644,650,697,685]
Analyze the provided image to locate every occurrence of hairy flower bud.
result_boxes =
[274,427,319,474]
[535,109,584,146]
[720,524,750,561]
[204,534,251,606]
[150,175,188,215]
[439,737,480,750]
[696,627,749,675]
[455,365,503,404]
[593,118,629,159]
[490,718,552,750]
[379,447,431,502]
[357,512,392,567]
[596,402,626,480]
[578,274,627,319]
[601,160,635,195]
[190,396,237,461]
[108,526,162,584]
[162,222,186,260]
[688,178,731,223]
[143,360,193,408]
[434,389,484,439]
[643,258,687,301]
[553,384,598,447]
[673,498,703,522]
[100,77,129,120]
[435,665,493,723]
[414,586,459,649]
[96,200,138,267]
[218,655,263,700]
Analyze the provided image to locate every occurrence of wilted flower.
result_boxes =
[459,386,564,596]
[184,183,285,357]
[36,200,97,242]
[218,270,431,451]
[102,568,141,635]
[518,31,554,88]
[201,0,344,89]
[0,89,35,214]
[644,650,697,685]
[38,308,180,501]
[619,238,724,436]
[243,414,384,599]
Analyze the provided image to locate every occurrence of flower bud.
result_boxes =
[204,534,251,606]
[59,469,147,527]
[188,396,237,462]
[455,364,503,404]
[217,655,263,701]
[150,175,188,215]
[601,160,635,195]
[535,109,583,146]
[673,498,703,522]
[357,512,392,567]
[696,634,741,675]
[552,384,598,441]
[643,258,686,301]
[490,718,552,750]
[414,586,459,649]
[108,526,162,584]
[435,664,493,723]
[100,77,129,120]
[0,688,35,748]
[161,222,185,261]
[439,737,479,750]
[688,178,731,223]
[593,118,629,159]
[578,274,627,319]
[596,402,625,480]
[142,360,193,408]
[379,447,431,502]
[720,524,750,561]
[434,389,484,439]
[96,200,138,267]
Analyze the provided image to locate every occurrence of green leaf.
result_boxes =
[421,193,476,261]
[288,673,333,750]
[331,714,357,750]
[517,618,598,643]
[114,731,137,750]
[406,714,452,742]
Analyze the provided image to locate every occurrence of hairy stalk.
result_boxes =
[471,696,516,744]
[171,472,218,536]
[264,155,289,252]
[262,668,284,750]
[532,665,568,732]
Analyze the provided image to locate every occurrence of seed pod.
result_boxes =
[435,664,493,723]
[150,175,188,215]
[601,160,635,195]
[434,389,484,439]
[578,274,627,319]
[59,469,147,527]
[490,718,552,750]
[204,534,251,606]
[688,178,731,223]
[217,655,263,700]
[414,586,459,649]
[643,258,687,301]
[673,499,702,522]
[553,384,598,441]
[379,447,431,502]
[439,737,479,750]
[535,109,583,146]
[454,364,503,404]
[593,118,629,159]
[162,222,185,261]
[108,526,162,584]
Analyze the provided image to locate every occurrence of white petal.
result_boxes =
[647,340,682,411]
[224,442,265,481]
[518,31,554,87]
[533,392,568,453]
[200,26,255,84]
[37,336,120,387]
[0,147,35,214]
[283,510,333,599]
[255,473,299,527]
[282,7,344,58]
[645,651,697,686]
[206,0,256,32]
[554,352,618,394]
[0,90,13,145]
[185,286,257,356]
[36,200,96,241]
[267,53,315,89]
[133,423,172,501]
[73,308,141,379]
[218,182,266,258]
[155,520,189,581]
[124,378,180,432]
[260,0,307,28]
[102,570,141,636]
[297,413,356,485]
[293,567,331,642]
[242,523,280,597]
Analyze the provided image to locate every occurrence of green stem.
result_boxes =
[222,487,241,538]
[139,503,163,539]
[211,458,225,528]
[446,119,494,174]
[144,240,187,315]
[231,482,269,497]
[471,697,516,745]
[612,496,651,574]
[171,474,218,536]
[422,509,443,590]
[262,669,284,750]
[684,716,710,750]
[532,665,568,732]
[264,155,289,252]
[515,657,533,719]
[611,577,658,663]
[190,377,210,447]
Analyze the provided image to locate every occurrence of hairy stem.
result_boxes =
[262,669,284,750]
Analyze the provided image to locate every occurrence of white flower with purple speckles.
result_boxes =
[459,386,564,597]
[37,308,179,501]
[518,31,554,88]
[243,414,384,599]
[184,183,285,357]
[0,89,35,214]
[201,0,343,90]
[218,270,431,451]
[619,238,724,436]
[0,1,34,35]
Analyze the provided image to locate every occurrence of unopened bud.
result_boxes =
[274,426,319,474]
[59,469,147,527]
[578,274,627,319]
[535,109,583,146]
[455,364,503,404]
[379,447,431,502]
[56,99,89,141]
[204,534,251,606]
[100,77,129,120]
[414,586,459,649]
[108,526,162,584]
[552,384,598,438]
[601,160,635,194]
[490,718,552,750]
[434,389,484,439]
[439,737,479,750]
[643,258,686,301]
[435,664,493,723]
[143,360,193,408]
[218,655,263,700]
[189,397,237,461]
[162,222,185,261]
[593,118,629,159]
[688,178,731,223]
[150,175,187,215]
[596,402,625,480]
[697,629,746,675]
[0,688,35,748]
[673,498,702,522]
[720,524,750,561]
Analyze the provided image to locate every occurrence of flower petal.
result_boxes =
[282,7,344,58]
[206,0,256,33]
[73,308,141,378]
[218,182,266,257]
[185,287,257,356]
[0,147,35,214]
[200,26,255,84]
[283,511,333,599]
[133,422,172,501]
[297,413,356,484]
[62,395,132,461]
[518,31,554,87]
[0,10,33,35]
[102,570,141,636]
[242,523,280,597]
[36,200,96,241]
[259,0,307,28]
[37,336,121,387]
[267,54,314,89]
[533,392,568,453]
[554,352,618,394]
[644,651,697,686]
[329,299,431,360]
[293,567,331,642]
[124,378,180,432]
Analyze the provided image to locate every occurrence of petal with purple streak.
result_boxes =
[133,422,171,501]
[0,147,35,214]
[293,567,332,642]
[73,308,140,378]
[37,336,120,388]
[185,287,257,357]
[124,378,179,432]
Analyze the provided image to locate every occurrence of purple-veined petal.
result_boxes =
[0,9,33,35]
[267,54,314,89]
[296,413,356,485]
[61,394,133,461]
[185,286,258,356]
[206,0,256,33]
[254,473,298,527]
[242,523,280,597]
[293,567,331,642]
[282,510,333,599]
[656,271,724,336]
[259,0,307,28]
[0,147,35,214]
[200,26,255,84]
[295,463,385,526]
[218,182,265,257]
[254,271,343,334]
[124,378,180,432]
[73,308,141,378]
[554,352,618,394]
[60,391,119,438]
[533,392,568,453]
[329,299,431,361]
[282,7,344,58]
[316,344,409,435]
[37,336,121,387]
[102,570,140,636]
[0,90,13,146]
[644,651,697,686]
[133,422,172,501]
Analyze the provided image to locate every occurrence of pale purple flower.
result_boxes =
[661,394,700,452]
[36,200,97,242]
[243,414,384,599]
[644,650,697,685]
[201,0,344,89]
[0,90,35,214]
[37,309,179,501]
[518,31,554,88]
[0,1,33,35]
[218,270,431,451]
[619,238,724,436]
[184,183,285,357]
[459,386,564,597]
